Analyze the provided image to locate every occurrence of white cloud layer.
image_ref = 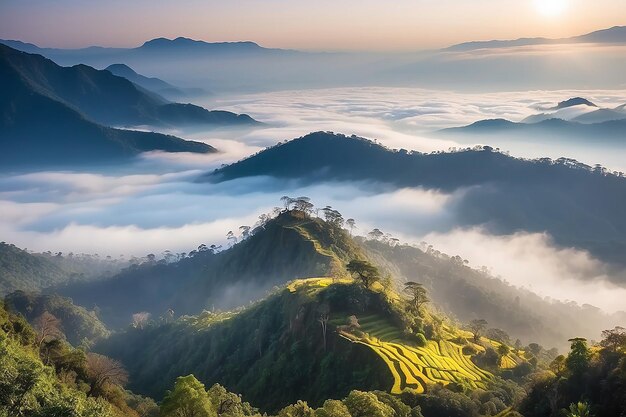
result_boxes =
[2,87,625,313]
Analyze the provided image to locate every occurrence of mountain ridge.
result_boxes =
[445,25,626,52]
[204,132,626,272]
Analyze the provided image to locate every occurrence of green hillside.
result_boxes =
[0,242,70,295]
[96,277,524,413]
[0,300,158,416]
[4,291,110,346]
[60,211,365,327]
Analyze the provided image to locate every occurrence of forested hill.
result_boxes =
[0,45,216,168]
[97,277,527,414]
[55,206,621,349]
[205,131,626,274]
[0,243,130,295]
[58,210,365,327]
[0,243,69,295]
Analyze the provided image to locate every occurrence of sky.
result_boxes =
[0,0,625,51]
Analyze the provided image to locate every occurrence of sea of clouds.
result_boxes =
[2,87,625,312]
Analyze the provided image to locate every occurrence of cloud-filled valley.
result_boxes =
[2,87,626,315]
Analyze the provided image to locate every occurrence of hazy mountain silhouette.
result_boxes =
[446,25,626,51]
[441,117,626,144]
[105,63,210,99]
[573,108,626,124]
[0,44,257,128]
[0,45,215,169]
[204,132,626,274]
[137,37,275,55]
[551,97,597,110]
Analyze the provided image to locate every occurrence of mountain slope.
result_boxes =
[0,243,70,295]
[105,63,209,99]
[97,277,525,413]
[4,291,110,346]
[0,45,217,168]
[204,132,626,273]
[58,211,363,327]
[440,117,626,143]
[0,44,257,128]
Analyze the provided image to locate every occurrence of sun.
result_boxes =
[533,0,569,17]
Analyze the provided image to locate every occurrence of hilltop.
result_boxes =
[58,210,364,327]
[205,132,626,273]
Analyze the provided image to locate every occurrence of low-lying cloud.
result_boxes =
[2,87,626,314]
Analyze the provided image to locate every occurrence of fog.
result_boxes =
[37,43,626,94]
[2,87,625,313]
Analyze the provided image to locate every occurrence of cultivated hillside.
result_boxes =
[97,277,524,413]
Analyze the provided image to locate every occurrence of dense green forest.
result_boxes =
[4,291,110,346]
[1,206,625,417]
[0,242,130,295]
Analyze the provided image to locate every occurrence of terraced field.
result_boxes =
[336,316,493,394]
[287,278,506,395]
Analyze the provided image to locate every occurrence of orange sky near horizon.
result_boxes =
[0,0,625,51]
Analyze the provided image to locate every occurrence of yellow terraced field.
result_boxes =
[340,331,492,394]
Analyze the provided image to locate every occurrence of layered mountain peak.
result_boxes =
[552,97,597,110]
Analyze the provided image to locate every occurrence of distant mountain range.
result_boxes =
[446,25,626,52]
[0,37,288,55]
[1,44,257,128]
[204,131,626,273]
[0,44,224,168]
[440,97,626,143]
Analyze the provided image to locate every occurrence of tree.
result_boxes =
[528,343,542,357]
[567,401,593,417]
[368,229,384,241]
[239,226,251,240]
[486,328,511,345]
[497,344,510,358]
[293,197,314,216]
[280,196,295,211]
[322,206,344,227]
[161,375,216,417]
[278,400,314,417]
[346,259,381,289]
[226,231,237,247]
[314,399,351,417]
[86,353,129,397]
[132,312,151,329]
[346,219,356,236]
[600,326,626,352]
[403,282,429,314]
[550,354,566,375]
[565,338,590,376]
[206,383,258,416]
[33,311,63,348]
[343,391,394,417]
[468,319,488,342]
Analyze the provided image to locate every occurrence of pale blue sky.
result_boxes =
[1,0,625,50]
